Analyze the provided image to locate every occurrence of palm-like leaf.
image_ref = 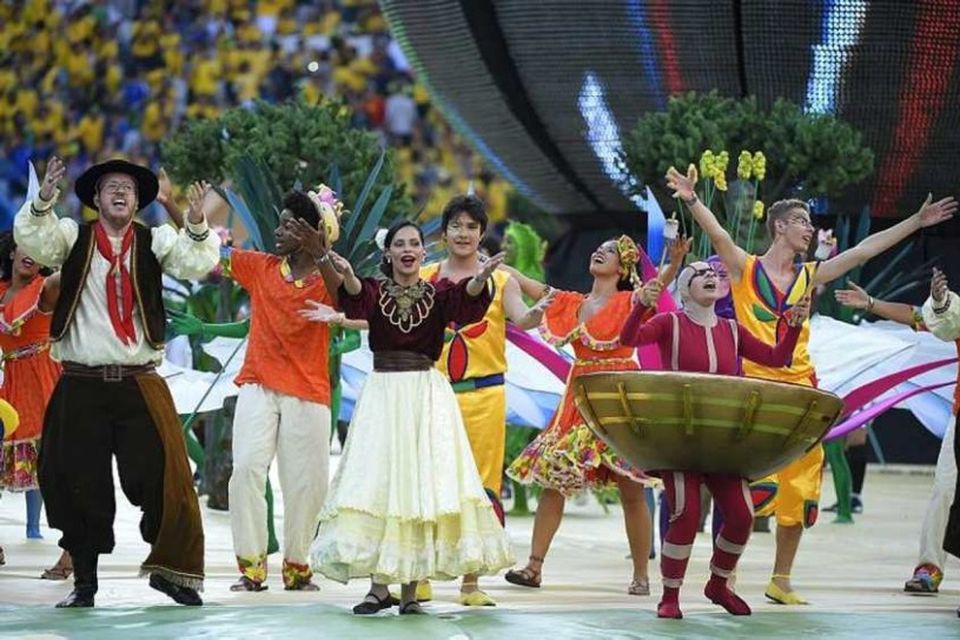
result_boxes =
[223,187,265,250]
[341,150,386,248]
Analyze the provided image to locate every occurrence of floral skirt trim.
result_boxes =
[237,553,268,583]
[282,560,313,588]
[507,423,651,498]
[1,437,40,491]
[310,500,515,585]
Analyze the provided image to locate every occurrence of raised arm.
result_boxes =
[921,268,960,341]
[834,281,917,327]
[288,217,343,305]
[619,280,666,347]
[665,166,748,279]
[499,263,550,302]
[152,181,221,279]
[738,296,808,366]
[815,195,956,285]
[13,156,78,267]
[659,236,692,284]
[156,168,185,229]
[502,276,557,330]
[39,271,62,313]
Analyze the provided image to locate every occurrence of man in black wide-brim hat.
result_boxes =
[14,157,220,608]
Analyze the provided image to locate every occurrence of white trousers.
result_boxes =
[229,384,331,573]
[917,417,956,571]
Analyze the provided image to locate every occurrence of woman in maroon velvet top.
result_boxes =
[308,220,514,616]
[620,262,808,620]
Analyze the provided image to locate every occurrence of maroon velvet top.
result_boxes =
[620,305,801,376]
[339,277,493,361]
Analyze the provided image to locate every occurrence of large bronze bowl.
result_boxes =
[573,371,844,480]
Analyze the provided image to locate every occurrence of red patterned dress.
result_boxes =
[0,276,61,490]
[507,290,651,496]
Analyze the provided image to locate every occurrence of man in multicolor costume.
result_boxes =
[419,195,551,606]
[835,274,960,594]
[667,164,956,604]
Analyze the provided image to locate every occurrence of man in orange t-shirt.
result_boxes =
[227,191,338,592]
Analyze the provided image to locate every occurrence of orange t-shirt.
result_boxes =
[231,250,332,405]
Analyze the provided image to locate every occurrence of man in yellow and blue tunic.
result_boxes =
[667,164,956,605]
[420,195,550,606]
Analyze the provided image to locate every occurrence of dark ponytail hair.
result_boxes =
[379,220,425,278]
[0,232,52,282]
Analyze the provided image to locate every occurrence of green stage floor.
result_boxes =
[1,605,956,639]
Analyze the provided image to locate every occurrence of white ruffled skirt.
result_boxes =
[310,369,514,584]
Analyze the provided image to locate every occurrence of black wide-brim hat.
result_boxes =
[75,159,159,210]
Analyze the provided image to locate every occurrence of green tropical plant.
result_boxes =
[619,91,874,207]
[161,97,411,218]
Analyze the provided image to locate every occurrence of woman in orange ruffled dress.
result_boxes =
[504,235,688,595]
[0,232,70,577]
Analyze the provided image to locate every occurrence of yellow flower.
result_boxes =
[699,150,715,178]
[715,174,728,192]
[717,150,730,172]
[753,200,765,220]
[752,151,767,180]
[737,150,753,180]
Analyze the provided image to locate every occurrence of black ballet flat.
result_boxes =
[353,590,394,615]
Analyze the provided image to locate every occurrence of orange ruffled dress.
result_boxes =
[507,290,650,497]
[0,276,61,491]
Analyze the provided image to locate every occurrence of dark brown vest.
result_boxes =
[50,223,166,349]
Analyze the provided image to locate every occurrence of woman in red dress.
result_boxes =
[0,233,70,576]
[505,236,687,596]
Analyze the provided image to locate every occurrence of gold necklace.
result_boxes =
[379,279,436,333]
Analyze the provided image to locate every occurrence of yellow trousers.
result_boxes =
[753,444,824,528]
[455,385,506,496]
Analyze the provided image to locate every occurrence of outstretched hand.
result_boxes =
[635,279,664,307]
[326,250,354,277]
[916,194,957,228]
[531,287,558,313]
[40,156,66,201]
[185,181,210,223]
[168,310,204,336]
[669,236,693,266]
[665,164,698,202]
[477,252,506,281]
[157,168,172,204]
[931,267,949,304]
[834,281,870,310]
[289,217,327,258]
[787,296,811,327]
[298,299,344,324]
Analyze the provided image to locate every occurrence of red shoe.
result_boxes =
[705,580,752,615]
[657,600,683,619]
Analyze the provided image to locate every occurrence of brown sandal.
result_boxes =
[505,555,543,588]
[40,553,73,581]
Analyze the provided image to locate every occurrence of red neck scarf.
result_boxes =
[93,222,137,346]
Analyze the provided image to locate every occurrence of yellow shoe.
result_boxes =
[459,589,496,607]
[416,580,433,602]
[389,580,433,605]
[764,578,808,605]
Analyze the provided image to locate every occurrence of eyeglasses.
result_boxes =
[688,267,717,282]
[788,215,814,229]
[101,182,136,195]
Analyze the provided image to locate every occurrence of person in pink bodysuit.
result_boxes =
[620,262,809,619]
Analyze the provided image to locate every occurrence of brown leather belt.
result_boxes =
[62,361,156,382]
[373,351,433,372]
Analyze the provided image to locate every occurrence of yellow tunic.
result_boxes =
[421,264,509,495]
[730,254,823,528]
